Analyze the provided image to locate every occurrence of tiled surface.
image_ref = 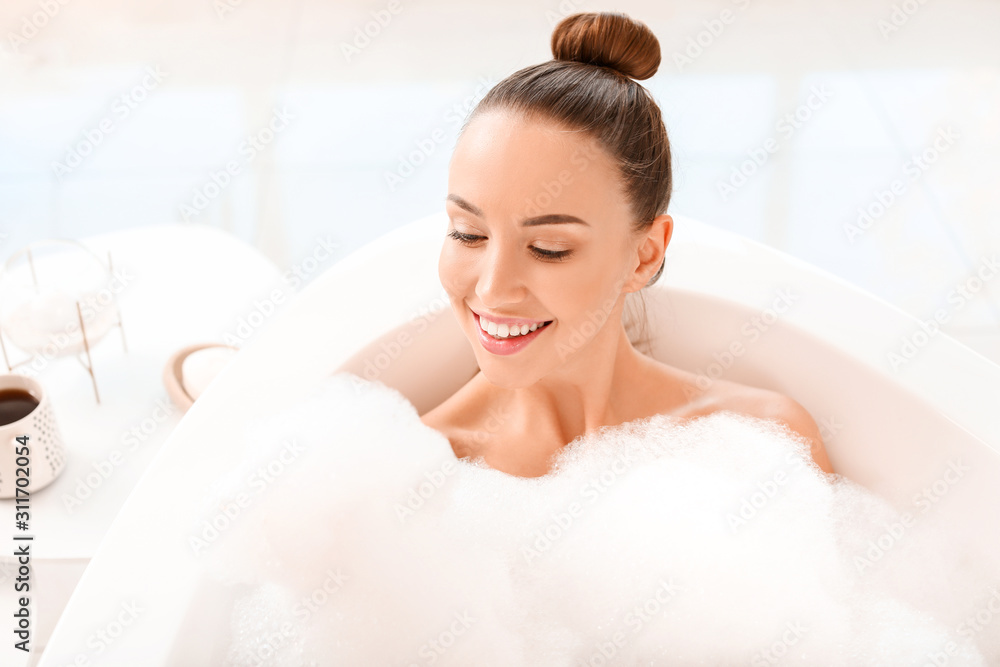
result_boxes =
[1,0,998,364]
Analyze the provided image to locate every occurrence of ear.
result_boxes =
[625,214,673,293]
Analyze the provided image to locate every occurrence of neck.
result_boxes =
[508,318,647,446]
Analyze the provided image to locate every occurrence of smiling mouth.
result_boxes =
[483,319,552,339]
[474,313,553,339]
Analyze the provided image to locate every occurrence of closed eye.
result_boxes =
[529,246,572,261]
[446,229,573,262]
[447,230,484,245]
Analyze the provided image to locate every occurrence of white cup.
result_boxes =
[0,374,66,499]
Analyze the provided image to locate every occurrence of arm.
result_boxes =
[766,395,835,475]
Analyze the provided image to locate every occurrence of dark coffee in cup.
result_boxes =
[0,388,39,426]
[0,374,64,498]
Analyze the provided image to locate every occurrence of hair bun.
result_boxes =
[551,11,661,81]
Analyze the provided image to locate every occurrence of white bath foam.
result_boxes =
[194,374,455,588]
[824,472,1000,660]
[437,412,978,665]
[199,374,529,665]
[198,372,995,666]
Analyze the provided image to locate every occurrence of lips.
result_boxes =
[470,307,550,329]
[472,311,552,356]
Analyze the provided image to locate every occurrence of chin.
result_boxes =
[473,354,542,389]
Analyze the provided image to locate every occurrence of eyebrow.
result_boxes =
[446,194,590,227]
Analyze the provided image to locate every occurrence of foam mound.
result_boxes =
[195,373,995,666]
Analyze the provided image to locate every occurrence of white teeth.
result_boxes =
[477,314,549,339]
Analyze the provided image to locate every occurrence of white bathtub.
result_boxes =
[38,211,1000,666]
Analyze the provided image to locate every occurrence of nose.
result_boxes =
[475,241,526,309]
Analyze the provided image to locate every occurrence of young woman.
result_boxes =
[420,11,834,479]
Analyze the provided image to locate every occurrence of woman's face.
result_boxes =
[440,110,657,388]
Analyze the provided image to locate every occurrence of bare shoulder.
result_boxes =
[654,363,835,475]
[708,379,835,475]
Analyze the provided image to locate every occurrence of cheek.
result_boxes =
[545,261,616,317]
[438,245,472,296]
[549,253,627,330]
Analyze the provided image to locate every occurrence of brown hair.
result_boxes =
[460,11,672,351]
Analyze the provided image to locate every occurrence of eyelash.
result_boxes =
[446,229,573,262]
